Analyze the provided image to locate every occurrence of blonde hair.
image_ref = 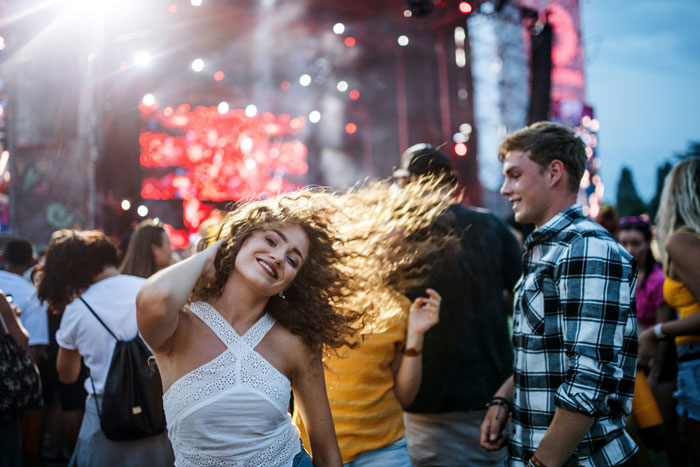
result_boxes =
[191,176,457,357]
[655,157,700,264]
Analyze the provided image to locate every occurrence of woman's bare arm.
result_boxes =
[0,294,29,349]
[56,347,82,384]
[292,342,342,467]
[136,240,222,352]
[393,289,441,407]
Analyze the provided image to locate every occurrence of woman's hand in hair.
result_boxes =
[199,239,224,282]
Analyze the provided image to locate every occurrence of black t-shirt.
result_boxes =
[405,204,522,413]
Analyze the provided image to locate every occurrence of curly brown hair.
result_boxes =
[191,176,457,357]
[36,230,120,313]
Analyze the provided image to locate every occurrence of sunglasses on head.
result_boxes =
[619,215,650,229]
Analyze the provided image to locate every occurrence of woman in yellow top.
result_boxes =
[639,157,700,464]
[292,174,456,466]
[294,288,441,466]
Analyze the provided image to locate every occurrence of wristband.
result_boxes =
[653,322,667,340]
[401,346,422,357]
[529,455,548,467]
[486,396,512,412]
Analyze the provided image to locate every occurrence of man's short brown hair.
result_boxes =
[498,121,587,193]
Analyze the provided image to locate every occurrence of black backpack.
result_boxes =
[80,297,166,441]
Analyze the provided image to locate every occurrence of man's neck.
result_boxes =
[536,193,578,229]
[4,264,28,276]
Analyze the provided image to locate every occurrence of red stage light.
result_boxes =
[458,2,472,14]
[214,71,224,81]
[349,90,360,100]
[140,104,309,230]
[280,80,290,90]
[344,37,356,47]
[454,142,468,156]
[345,123,357,135]
[168,4,178,13]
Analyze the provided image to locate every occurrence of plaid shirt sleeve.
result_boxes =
[553,235,637,417]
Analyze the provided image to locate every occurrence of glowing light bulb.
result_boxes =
[299,74,312,86]
[309,111,321,123]
[245,104,258,117]
[332,23,345,34]
[217,102,229,114]
[398,35,409,47]
[191,58,204,72]
[142,93,155,106]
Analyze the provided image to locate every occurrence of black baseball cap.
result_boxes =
[392,143,453,178]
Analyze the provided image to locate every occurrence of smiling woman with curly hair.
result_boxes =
[136,176,455,467]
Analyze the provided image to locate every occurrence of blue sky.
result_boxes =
[580,0,700,203]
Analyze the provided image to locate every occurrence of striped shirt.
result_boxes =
[509,205,638,466]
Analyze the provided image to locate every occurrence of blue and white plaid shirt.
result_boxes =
[508,205,638,466]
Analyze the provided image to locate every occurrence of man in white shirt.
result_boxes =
[0,239,49,349]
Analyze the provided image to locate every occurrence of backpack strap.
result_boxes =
[79,296,112,421]
[79,297,118,341]
[0,311,9,334]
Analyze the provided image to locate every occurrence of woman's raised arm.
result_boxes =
[136,240,222,352]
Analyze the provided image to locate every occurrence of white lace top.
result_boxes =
[163,301,300,467]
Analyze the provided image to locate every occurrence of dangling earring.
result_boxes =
[279,291,286,300]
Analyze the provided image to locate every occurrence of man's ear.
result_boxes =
[547,160,565,187]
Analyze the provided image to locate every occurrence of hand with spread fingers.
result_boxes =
[408,288,441,336]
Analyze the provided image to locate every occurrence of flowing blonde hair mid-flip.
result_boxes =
[656,157,700,264]
[190,175,458,358]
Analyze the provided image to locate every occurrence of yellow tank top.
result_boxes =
[292,295,410,463]
[663,231,700,347]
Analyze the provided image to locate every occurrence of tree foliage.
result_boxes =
[616,166,647,217]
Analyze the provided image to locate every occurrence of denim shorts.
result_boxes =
[344,437,411,467]
[675,342,700,422]
[292,440,313,467]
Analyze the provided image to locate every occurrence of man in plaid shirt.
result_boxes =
[480,122,638,466]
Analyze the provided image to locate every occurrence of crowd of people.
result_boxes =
[1,122,699,467]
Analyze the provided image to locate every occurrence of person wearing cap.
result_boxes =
[395,144,522,466]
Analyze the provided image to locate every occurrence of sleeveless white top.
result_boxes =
[163,301,300,466]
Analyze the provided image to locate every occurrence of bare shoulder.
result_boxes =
[666,230,700,259]
[268,323,313,360]
[263,323,316,381]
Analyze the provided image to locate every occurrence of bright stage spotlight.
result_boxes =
[332,23,345,35]
[137,205,149,217]
[121,200,131,211]
[191,58,204,72]
[217,102,229,114]
[299,74,312,87]
[142,93,155,106]
[336,81,348,92]
[309,111,321,123]
[245,104,258,117]
[134,51,151,67]
[398,35,409,46]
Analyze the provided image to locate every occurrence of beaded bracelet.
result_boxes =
[486,396,512,413]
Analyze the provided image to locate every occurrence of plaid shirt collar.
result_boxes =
[524,204,582,249]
